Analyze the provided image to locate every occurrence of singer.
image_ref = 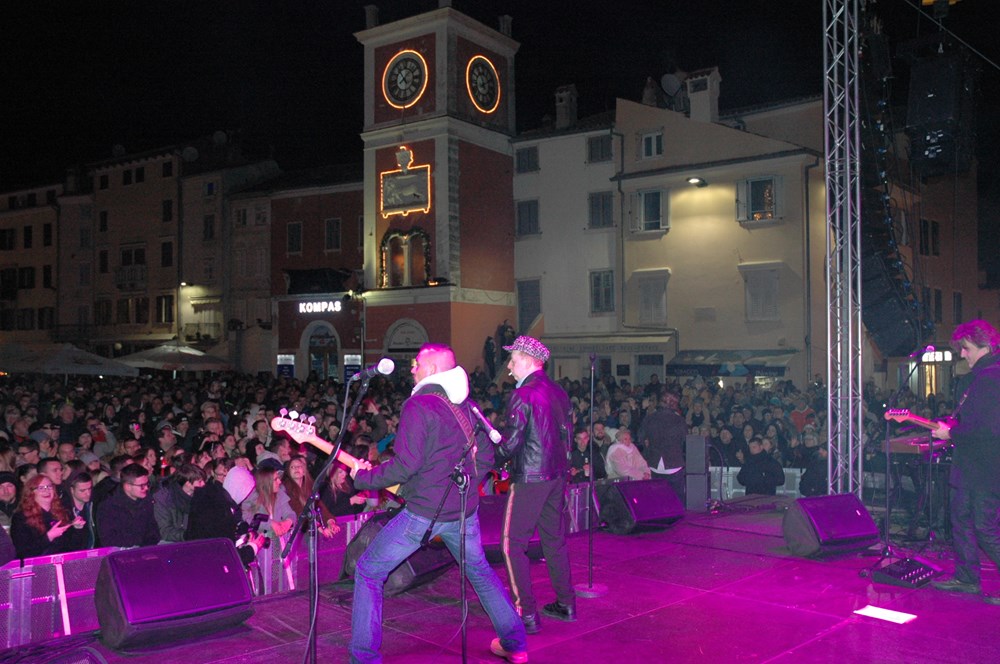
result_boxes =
[347,343,526,663]
[929,320,1000,605]
[496,335,575,633]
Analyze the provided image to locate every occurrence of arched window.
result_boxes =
[380,228,431,288]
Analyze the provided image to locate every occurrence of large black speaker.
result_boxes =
[782,494,880,557]
[599,479,684,535]
[906,56,961,128]
[340,511,455,596]
[95,539,253,650]
[478,494,542,564]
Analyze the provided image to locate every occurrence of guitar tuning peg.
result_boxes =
[280,407,288,417]
[307,415,316,425]
[298,413,308,422]
[289,410,299,420]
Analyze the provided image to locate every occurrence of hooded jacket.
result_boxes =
[353,366,494,521]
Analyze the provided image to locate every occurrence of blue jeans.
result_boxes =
[350,508,526,664]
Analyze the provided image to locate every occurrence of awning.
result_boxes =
[666,349,797,377]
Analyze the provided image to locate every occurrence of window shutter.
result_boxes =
[773,175,785,219]
[658,189,669,231]
[736,180,748,221]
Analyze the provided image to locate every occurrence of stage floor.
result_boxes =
[11,496,1000,664]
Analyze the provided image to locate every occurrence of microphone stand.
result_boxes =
[863,353,922,576]
[285,376,375,664]
[575,353,606,598]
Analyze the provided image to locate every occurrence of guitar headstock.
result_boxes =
[271,408,318,444]
[883,408,911,423]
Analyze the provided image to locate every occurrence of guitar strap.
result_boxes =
[419,393,479,546]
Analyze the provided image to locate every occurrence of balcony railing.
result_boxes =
[114,265,147,290]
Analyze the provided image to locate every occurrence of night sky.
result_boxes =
[2,0,998,198]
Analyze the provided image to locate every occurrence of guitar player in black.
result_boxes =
[930,320,1000,604]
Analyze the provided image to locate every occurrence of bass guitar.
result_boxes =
[883,409,955,435]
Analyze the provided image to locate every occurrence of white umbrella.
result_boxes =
[0,343,139,377]
[115,343,231,372]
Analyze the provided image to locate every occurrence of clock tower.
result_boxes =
[356,6,518,370]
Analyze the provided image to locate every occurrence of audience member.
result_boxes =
[605,430,651,481]
[737,436,786,496]
[96,464,160,547]
[10,475,85,559]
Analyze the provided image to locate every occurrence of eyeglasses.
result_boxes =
[128,482,150,489]
[42,425,61,430]
[34,485,54,492]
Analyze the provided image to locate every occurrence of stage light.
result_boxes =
[686,177,708,187]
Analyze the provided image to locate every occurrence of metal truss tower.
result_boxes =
[823,0,864,496]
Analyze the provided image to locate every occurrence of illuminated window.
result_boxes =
[155,295,174,324]
[737,177,782,222]
[379,228,431,288]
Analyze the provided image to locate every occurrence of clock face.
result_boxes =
[466,55,500,114]
[383,50,428,109]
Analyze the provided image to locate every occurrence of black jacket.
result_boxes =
[950,351,1000,488]
[737,452,786,496]
[354,377,493,521]
[498,369,572,483]
[96,490,160,548]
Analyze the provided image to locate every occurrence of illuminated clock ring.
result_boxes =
[383,49,429,109]
[465,55,500,114]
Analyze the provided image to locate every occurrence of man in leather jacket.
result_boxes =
[497,335,575,632]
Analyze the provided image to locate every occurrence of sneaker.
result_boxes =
[932,578,981,594]
[541,601,576,622]
[490,637,528,663]
[520,612,540,634]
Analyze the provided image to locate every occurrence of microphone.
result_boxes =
[470,404,502,444]
[350,358,395,381]
[908,345,935,359]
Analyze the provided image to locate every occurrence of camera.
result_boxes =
[236,513,271,549]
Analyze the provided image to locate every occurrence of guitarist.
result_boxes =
[347,344,527,664]
[929,320,1000,605]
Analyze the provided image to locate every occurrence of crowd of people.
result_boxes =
[0,357,952,566]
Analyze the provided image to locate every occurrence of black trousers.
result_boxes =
[950,482,1000,586]
[501,478,574,616]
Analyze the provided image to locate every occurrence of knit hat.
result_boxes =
[78,451,100,466]
[503,335,550,362]
[223,466,255,505]
[0,471,16,487]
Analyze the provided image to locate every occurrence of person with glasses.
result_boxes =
[96,464,160,548]
[10,474,85,560]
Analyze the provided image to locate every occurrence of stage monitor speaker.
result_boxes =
[599,479,684,535]
[340,511,455,596]
[479,494,542,564]
[685,434,709,473]
[685,474,708,512]
[782,494,879,557]
[95,538,253,650]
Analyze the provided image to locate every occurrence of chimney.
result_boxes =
[685,67,721,123]
[499,15,513,37]
[555,84,578,130]
[364,5,379,29]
